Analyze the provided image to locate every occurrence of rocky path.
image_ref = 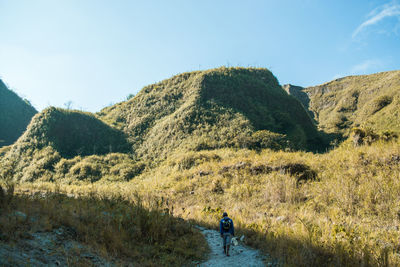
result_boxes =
[195,226,271,267]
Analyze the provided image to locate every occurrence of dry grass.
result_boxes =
[3,136,400,266]
[39,138,397,267]
[0,183,208,266]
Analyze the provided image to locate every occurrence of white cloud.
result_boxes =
[352,2,400,38]
[350,59,382,74]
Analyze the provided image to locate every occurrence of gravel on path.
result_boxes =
[195,226,269,267]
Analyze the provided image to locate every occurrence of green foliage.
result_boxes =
[171,151,222,170]
[126,93,135,100]
[70,161,102,182]
[0,79,37,146]
[368,95,393,115]
[251,130,289,150]
[302,70,400,135]
[351,127,398,146]
[0,159,16,210]
[53,152,144,183]
[2,145,145,183]
[98,67,328,163]
[18,107,130,158]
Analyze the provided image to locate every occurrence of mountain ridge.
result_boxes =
[284,70,400,135]
[98,67,328,161]
[0,79,37,147]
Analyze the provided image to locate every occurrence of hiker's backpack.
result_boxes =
[222,218,231,230]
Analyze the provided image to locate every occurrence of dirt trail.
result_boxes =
[196,226,272,267]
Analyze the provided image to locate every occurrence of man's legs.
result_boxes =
[223,233,232,256]
[222,234,226,254]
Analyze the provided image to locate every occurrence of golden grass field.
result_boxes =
[2,136,398,266]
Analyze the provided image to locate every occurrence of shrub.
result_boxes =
[110,162,145,181]
[370,95,392,115]
[351,128,397,146]
[69,162,102,182]
[55,157,82,175]
[251,130,288,150]
[175,152,221,170]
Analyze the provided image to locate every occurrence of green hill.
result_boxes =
[1,107,131,182]
[15,107,130,159]
[98,67,328,162]
[286,71,400,135]
[0,79,37,147]
[1,67,329,184]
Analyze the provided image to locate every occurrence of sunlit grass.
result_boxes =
[7,137,399,266]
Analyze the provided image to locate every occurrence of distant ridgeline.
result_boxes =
[0,79,37,147]
[283,70,400,136]
[98,67,330,162]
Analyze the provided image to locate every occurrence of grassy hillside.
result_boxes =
[1,107,132,182]
[141,138,400,266]
[300,70,400,135]
[138,138,400,266]
[3,68,400,266]
[16,107,130,158]
[98,67,329,163]
[0,79,37,147]
[13,135,400,266]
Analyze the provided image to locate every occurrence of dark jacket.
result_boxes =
[220,217,234,235]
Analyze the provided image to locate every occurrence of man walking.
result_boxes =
[220,212,234,256]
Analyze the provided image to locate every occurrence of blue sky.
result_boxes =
[1,0,399,112]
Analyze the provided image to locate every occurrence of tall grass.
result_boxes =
[46,138,397,267]
[0,183,208,266]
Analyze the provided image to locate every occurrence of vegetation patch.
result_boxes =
[17,107,130,159]
[97,67,332,162]
[301,70,400,135]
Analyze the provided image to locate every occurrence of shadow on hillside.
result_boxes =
[0,190,207,266]
[19,107,131,159]
[199,70,343,153]
[308,131,343,154]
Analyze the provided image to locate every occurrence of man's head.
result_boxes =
[223,212,228,217]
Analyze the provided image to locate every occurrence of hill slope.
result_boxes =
[0,79,37,146]
[14,107,130,159]
[1,107,131,183]
[98,67,328,161]
[285,70,400,135]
